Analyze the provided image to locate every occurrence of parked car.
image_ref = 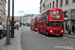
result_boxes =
[3,25,11,32]
[0,25,6,39]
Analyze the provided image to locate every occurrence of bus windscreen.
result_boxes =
[50,21,60,27]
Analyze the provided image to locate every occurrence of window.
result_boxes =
[35,17,38,20]
[46,15,48,20]
[47,21,49,26]
[53,1,54,8]
[50,3,51,8]
[60,0,63,7]
[73,0,75,2]
[56,0,58,8]
[66,0,68,5]
[46,11,49,15]
[50,21,60,27]
[63,11,67,18]
[57,11,62,14]
[50,11,56,14]
[34,23,38,27]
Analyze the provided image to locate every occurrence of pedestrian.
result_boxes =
[72,25,74,32]
[67,25,69,34]
[17,25,19,30]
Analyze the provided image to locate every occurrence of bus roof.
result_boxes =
[40,8,62,14]
[35,16,38,17]
[49,8,62,11]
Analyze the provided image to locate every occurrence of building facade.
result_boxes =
[22,14,38,24]
[40,0,75,33]
[0,0,6,25]
[14,14,38,24]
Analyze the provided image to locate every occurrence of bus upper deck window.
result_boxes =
[50,11,56,14]
[57,11,62,14]
[35,17,38,19]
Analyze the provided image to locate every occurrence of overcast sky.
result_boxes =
[6,0,40,16]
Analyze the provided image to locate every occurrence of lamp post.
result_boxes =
[6,0,10,45]
[11,0,15,38]
[19,11,24,26]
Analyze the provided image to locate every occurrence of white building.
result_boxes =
[40,0,75,33]
[14,14,38,24]
[0,0,6,25]
[22,14,38,24]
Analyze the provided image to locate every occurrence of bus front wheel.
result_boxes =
[46,31,50,37]
[39,29,41,33]
[60,34,63,37]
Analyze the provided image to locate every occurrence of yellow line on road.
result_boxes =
[35,32,38,34]
[46,37,56,39]
[63,37,75,40]
[47,37,50,39]
[40,34,42,35]
[43,35,45,37]
[63,37,72,39]
[63,37,67,38]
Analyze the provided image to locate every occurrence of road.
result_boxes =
[21,26,75,50]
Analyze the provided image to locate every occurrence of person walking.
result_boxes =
[67,25,69,34]
[72,25,74,33]
[17,25,19,30]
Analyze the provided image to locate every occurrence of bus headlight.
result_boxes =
[61,30,63,32]
[50,30,52,32]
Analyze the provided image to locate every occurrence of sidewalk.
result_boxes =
[0,27,23,50]
[64,31,75,39]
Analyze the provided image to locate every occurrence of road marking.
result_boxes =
[63,37,68,38]
[35,32,38,34]
[43,35,45,37]
[46,37,57,39]
[63,37,75,40]
[40,34,42,35]
[63,37,72,39]
[47,37,50,39]
[70,39,75,40]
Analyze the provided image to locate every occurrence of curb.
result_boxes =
[17,28,23,50]
[63,35,75,39]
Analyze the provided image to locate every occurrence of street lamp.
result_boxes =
[19,11,24,26]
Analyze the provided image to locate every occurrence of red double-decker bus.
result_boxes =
[30,16,38,31]
[38,8,64,37]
